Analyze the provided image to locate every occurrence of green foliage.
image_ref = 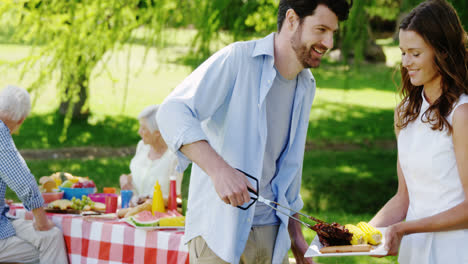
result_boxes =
[366,0,400,21]
[341,0,371,64]
[13,112,139,149]
[245,0,278,33]
[0,0,172,140]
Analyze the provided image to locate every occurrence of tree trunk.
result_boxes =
[59,72,89,120]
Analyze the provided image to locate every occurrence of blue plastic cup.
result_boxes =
[120,190,133,208]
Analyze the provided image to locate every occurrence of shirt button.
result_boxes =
[267,80,271,83]
[257,104,260,108]
[247,218,251,222]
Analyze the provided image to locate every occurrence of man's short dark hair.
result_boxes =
[277,0,353,31]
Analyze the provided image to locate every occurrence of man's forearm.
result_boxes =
[180,140,253,206]
[180,140,230,178]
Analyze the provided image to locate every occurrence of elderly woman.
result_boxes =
[120,105,182,204]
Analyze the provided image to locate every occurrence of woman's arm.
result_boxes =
[369,159,409,227]
[369,108,410,227]
[384,104,468,255]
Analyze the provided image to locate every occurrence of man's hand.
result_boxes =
[32,207,55,231]
[289,214,316,264]
[180,140,255,207]
[33,218,55,231]
[212,167,254,207]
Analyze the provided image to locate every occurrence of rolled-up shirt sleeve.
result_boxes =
[157,43,239,171]
[0,138,44,211]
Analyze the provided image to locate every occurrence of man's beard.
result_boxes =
[291,25,325,69]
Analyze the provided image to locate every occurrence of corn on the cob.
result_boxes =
[357,222,382,245]
[345,224,367,245]
[159,216,185,227]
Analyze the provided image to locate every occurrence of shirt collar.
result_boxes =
[252,32,275,58]
[252,33,314,81]
[0,120,10,134]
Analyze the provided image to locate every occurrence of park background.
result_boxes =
[1,1,467,263]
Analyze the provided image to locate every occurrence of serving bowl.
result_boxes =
[41,191,64,204]
[59,187,96,200]
[88,193,118,203]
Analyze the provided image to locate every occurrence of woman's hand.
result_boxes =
[119,174,134,190]
[384,222,405,256]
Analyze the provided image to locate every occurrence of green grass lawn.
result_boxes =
[1,30,402,264]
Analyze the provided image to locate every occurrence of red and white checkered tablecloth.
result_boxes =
[13,208,189,264]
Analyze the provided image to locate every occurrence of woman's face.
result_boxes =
[138,119,155,145]
[399,30,441,88]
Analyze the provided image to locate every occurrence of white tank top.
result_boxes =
[397,92,468,264]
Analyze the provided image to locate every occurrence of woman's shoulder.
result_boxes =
[457,93,468,105]
[135,140,150,154]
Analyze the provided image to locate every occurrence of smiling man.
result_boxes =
[157,1,352,263]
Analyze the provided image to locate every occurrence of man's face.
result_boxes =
[290,5,338,68]
[10,119,24,135]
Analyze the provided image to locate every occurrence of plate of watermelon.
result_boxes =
[123,210,185,231]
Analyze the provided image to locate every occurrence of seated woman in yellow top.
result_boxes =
[120,105,183,205]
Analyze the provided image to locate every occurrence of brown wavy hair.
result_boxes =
[396,0,468,133]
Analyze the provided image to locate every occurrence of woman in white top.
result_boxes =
[368,1,468,263]
[120,105,183,203]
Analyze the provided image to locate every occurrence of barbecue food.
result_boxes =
[311,222,353,247]
[345,224,367,245]
[319,244,372,253]
[124,200,152,218]
[357,222,382,245]
[48,199,73,210]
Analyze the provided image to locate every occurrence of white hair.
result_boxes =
[0,85,31,121]
[138,105,159,132]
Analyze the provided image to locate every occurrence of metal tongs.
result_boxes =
[236,169,324,229]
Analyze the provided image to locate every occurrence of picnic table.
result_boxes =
[10,205,189,264]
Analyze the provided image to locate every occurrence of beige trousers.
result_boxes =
[189,225,289,264]
[0,219,68,264]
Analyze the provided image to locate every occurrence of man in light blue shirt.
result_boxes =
[157,1,352,263]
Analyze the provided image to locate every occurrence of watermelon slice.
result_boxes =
[130,211,160,227]
[153,211,171,219]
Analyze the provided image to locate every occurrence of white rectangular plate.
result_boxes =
[305,227,388,257]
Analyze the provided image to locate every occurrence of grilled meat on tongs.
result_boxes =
[237,170,353,246]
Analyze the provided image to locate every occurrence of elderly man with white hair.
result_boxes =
[0,85,68,264]
[120,105,183,205]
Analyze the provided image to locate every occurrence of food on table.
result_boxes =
[357,222,382,245]
[61,180,74,188]
[319,244,372,253]
[82,180,95,188]
[48,199,73,210]
[70,195,101,211]
[38,176,57,193]
[344,224,368,245]
[51,171,88,186]
[129,211,161,227]
[47,196,105,212]
[159,216,185,227]
[311,222,353,247]
[123,200,152,218]
[117,208,131,218]
[127,210,185,228]
[93,201,106,212]
[72,182,84,188]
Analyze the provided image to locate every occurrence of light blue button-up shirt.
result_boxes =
[157,33,316,264]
